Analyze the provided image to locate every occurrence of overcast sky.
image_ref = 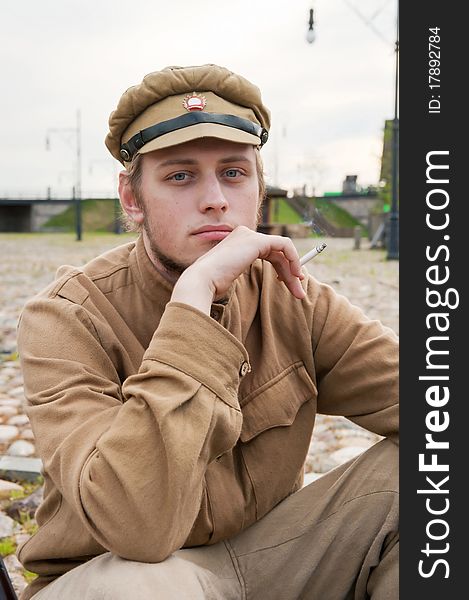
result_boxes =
[1,0,397,199]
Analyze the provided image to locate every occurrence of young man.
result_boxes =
[17,64,398,599]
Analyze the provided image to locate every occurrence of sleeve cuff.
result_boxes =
[143,302,250,409]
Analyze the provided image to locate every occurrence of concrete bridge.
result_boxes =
[0,197,76,232]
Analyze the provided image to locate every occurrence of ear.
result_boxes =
[118,171,144,225]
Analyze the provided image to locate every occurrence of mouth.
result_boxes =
[191,224,233,241]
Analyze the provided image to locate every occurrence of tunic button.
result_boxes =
[239,361,250,377]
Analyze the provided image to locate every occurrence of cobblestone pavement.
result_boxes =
[0,233,398,593]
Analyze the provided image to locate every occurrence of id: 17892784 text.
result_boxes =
[428,27,441,114]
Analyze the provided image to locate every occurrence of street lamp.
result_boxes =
[306,9,316,44]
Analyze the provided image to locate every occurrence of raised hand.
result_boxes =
[171,226,306,314]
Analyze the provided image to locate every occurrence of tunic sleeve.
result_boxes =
[305,277,399,444]
[18,296,248,562]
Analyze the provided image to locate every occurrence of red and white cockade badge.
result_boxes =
[183,92,207,111]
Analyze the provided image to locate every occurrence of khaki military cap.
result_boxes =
[105,64,271,167]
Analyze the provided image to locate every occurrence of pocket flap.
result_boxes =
[240,362,316,443]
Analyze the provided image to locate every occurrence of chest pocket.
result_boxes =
[239,361,317,519]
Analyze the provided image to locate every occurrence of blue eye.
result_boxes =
[173,173,187,181]
[225,169,240,178]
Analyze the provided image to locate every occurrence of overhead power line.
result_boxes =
[342,0,392,46]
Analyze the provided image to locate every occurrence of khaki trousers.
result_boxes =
[33,439,398,600]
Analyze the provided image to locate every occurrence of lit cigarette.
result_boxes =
[299,242,327,266]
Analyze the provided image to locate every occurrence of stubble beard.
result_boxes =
[140,197,261,282]
[143,219,189,279]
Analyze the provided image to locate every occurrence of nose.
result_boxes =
[198,176,229,213]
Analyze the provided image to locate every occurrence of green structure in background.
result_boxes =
[379,119,399,214]
[44,199,121,234]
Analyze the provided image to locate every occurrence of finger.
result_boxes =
[259,235,303,278]
[269,253,306,299]
[281,274,306,299]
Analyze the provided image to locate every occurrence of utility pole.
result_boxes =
[46,109,82,240]
[387,4,399,260]
[307,2,399,258]
[76,109,82,205]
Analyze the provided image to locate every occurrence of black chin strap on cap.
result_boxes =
[119,112,269,161]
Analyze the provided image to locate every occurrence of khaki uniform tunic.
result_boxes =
[16,237,398,600]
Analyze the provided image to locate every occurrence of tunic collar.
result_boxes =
[130,235,236,320]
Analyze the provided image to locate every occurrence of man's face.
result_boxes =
[124,137,260,281]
